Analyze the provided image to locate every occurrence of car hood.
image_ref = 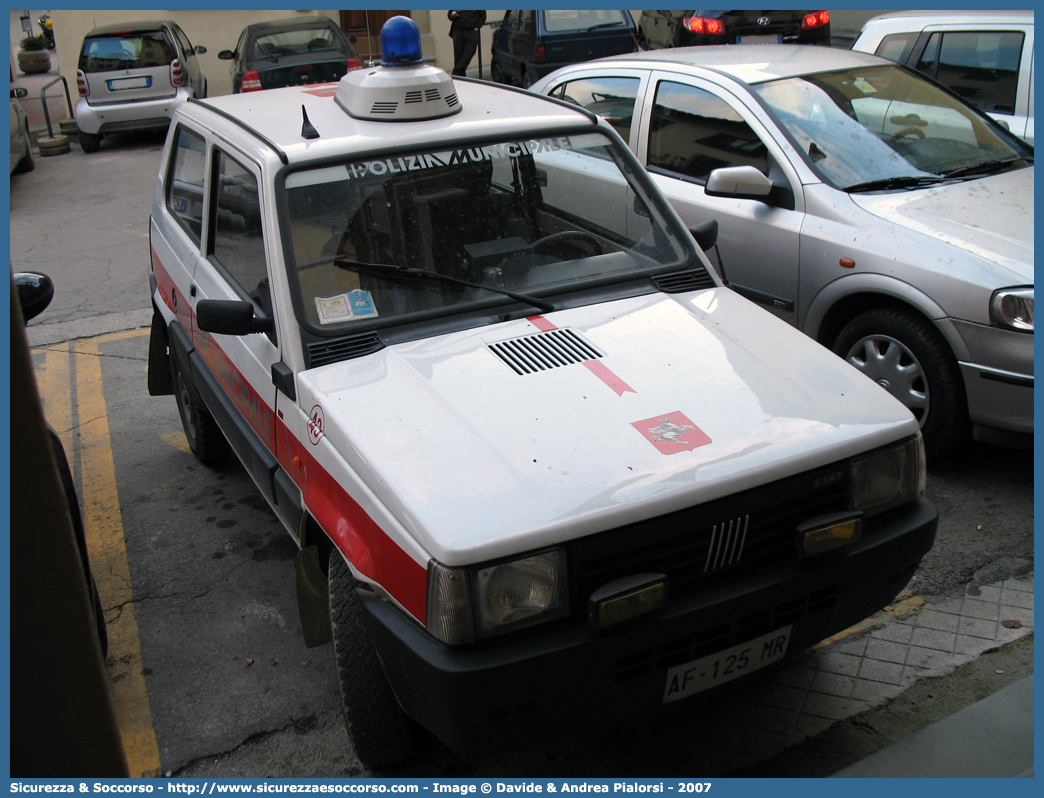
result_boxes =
[299,290,919,566]
[848,167,1034,283]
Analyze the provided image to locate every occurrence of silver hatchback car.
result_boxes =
[532,45,1034,457]
[75,20,207,153]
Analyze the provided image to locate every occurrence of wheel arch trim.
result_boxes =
[805,274,970,362]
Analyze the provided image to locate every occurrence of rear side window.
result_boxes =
[167,127,206,245]
[549,76,641,142]
[647,81,768,183]
[874,32,918,61]
[917,31,1024,114]
[79,32,176,72]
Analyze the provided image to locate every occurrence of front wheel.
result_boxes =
[328,554,413,768]
[833,306,968,458]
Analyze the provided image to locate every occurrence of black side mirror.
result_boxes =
[217,50,234,60]
[196,299,273,336]
[689,220,718,252]
[13,272,54,323]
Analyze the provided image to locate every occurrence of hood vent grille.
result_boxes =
[489,328,603,375]
[654,267,716,293]
[307,333,384,368]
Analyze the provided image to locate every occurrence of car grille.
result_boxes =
[568,459,851,605]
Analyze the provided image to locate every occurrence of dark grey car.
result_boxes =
[218,16,363,93]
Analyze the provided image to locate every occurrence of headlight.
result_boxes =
[427,549,569,645]
[850,435,926,517]
[990,287,1034,332]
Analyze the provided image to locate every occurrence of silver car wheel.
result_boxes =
[843,333,928,425]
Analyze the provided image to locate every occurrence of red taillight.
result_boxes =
[802,10,830,30]
[241,69,262,92]
[346,57,364,71]
[534,42,547,64]
[76,68,89,96]
[170,58,184,86]
[683,16,726,36]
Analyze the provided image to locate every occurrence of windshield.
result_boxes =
[284,131,691,329]
[254,26,344,58]
[752,64,1031,191]
[79,32,175,72]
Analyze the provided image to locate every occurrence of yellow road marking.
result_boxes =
[36,342,74,474]
[40,328,162,777]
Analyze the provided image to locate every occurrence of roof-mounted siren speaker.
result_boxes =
[336,16,462,122]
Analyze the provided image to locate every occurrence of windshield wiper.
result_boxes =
[844,175,949,193]
[942,156,1026,179]
[587,22,624,31]
[335,259,555,314]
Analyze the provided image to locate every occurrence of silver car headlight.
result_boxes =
[850,435,926,518]
[990,287,1034,332]
[427,549,569,645]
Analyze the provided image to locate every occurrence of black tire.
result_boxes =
[49,427,108,657]
[490,56,507,85]
[77,130,101,153]
[328,553,412,768]
[170,354,230,464]
[833,306,969,458]
[14,123,34,173]
[522,69,535,89]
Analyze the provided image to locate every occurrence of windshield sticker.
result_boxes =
[853,78,878,95]
[632,412,712,455]
[315,289,379,324]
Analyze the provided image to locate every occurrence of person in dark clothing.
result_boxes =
[447,10,486,77]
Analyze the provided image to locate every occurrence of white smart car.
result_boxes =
[148,18,936,767]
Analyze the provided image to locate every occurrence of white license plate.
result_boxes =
[737,34,782,45]
[663,625,791,703]
[108,76,150,90]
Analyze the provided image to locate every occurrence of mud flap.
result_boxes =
[147,311,174,396]
[297,545,332,647]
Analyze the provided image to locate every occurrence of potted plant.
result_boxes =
[18,35,52,74]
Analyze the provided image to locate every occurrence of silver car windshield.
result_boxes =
[284,131,690,328]
[752,64,1030,192]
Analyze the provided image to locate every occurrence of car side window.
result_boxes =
[917,31,1023,115]
[549,76,641,142]
[874,32,918,61]
[167,127,206,245]
[172,25,194,57]
[647,81,768,183]
[520,11,534,35]
[210,151,271,318]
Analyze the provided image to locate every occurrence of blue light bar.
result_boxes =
[381,16,424,67]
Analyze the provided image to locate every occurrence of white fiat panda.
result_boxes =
[148,17,936,767]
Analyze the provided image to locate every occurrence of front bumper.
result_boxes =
[954,319,1033,436]
[74,88,192,135]
[362,497,937,755]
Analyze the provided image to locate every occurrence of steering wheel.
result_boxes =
[530,230,603,257]
[888,127,926,145]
